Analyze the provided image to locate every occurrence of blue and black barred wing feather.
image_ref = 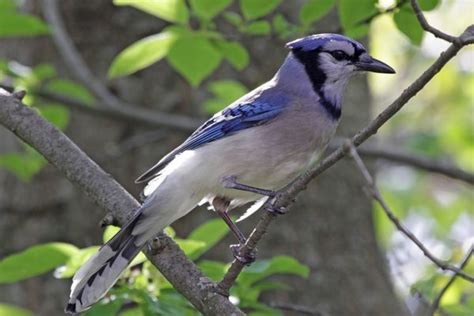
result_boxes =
[135,101,284,183]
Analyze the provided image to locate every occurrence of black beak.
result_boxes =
[355,56,395,74]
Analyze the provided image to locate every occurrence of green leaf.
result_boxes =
[198,260,228,281]
[45,79,94,105]
[190,0,232,20]
[240,0,282,20]
[38,104,70,130]
[174,239,206,260]
[299,0,335,25]
[243,20,271,35]
[0,243,78,283]
[237,255,309,286]
[223,11,243,26]
[187,218,230,257]
[419,0,440,11]
[108,31,178,78]
[167,35,222,86]
[204,80,248,113]
[0,150,46,181]
[338,0,377,38]
[113,0,189,24]
[0,0,16,12]
[0,12,49,37]
[0,304,33,316]
[215,40,249,70]
[394,5,424,45]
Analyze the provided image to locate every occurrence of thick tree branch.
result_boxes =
[219,26,474,292]
[428,245,473,315]
[347,142,473,282]
[0,90,243,316]
[41,0,200,132]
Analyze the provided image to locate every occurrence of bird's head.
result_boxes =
[286,33,395,81]
[280,34,395,119]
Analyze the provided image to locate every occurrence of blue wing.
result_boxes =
[135,100,285,183]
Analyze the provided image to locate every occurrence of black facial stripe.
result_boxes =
[292,47,341,120]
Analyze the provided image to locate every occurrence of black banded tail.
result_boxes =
[66,212,144,314]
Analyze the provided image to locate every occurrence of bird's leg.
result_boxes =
[212,197,256,265]
[222,175,276,197]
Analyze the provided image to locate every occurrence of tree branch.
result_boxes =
[337,142,474,185]
[346,142,473,282]
[0,90,243,316]
[428,245,473,315]
[218,26,474,292]
[41,0,200,132]
[410,0,461,44]
[34,90,201,131]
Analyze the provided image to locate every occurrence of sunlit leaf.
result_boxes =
[108,30,178,78]
[113,0,188,24]
[204,79,248,113]
[237,255,309,286]
[240,0,282,20]
[174,239,206,259]
[190,0,232,20]
[299,0,335,25]
[0,0,16,11]
[339,0,377,38]
[198,260,228,281]
[393,5,424,45]
[45,79,94,105]
[419,0,440,11]
[167,35,222,86]
[215,40,249,70]
[187,218,230,258]
[0,150,46,181]
[0,12,49,37]
[0,243,78,283]
[0,304,33,316]
[38,104,70,130]
[243,20,271,35]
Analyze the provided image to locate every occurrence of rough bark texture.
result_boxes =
[0,1,407,315]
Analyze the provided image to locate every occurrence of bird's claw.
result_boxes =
[230,244,257,265]
[264,204,287,215]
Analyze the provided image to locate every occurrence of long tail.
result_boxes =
[66,211,144,314]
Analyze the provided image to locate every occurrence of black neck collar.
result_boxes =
[291,48,341,120]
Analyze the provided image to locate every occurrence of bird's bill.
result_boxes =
[355,56,395,74]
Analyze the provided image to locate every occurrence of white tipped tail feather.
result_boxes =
[66,212,144,314]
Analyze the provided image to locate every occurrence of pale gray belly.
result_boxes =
[195,108,338,206]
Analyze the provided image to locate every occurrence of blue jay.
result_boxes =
[66,33,394,313]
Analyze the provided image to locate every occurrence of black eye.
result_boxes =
[330,50,348,61]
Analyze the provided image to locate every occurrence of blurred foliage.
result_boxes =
[0,219,309,316]
[0,0,472,315]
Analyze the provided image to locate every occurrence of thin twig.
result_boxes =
[41,0,200,132]
[410,0,460,44]
[428,245,473,316]
[344,143,474,185]
[346,142,473,283]
[0,92,244,316]
[218,25,474,292]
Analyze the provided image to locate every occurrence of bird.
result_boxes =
[66,33,395,313]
